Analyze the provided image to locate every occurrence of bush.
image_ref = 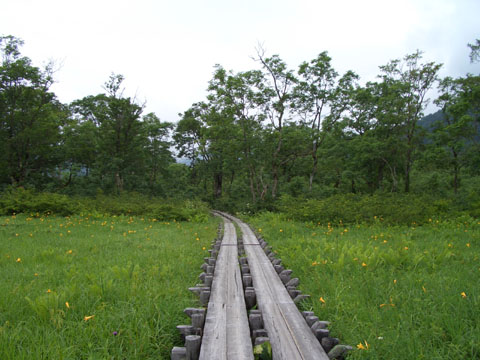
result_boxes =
[277,193,461,225]
[0,188,79,216]
[0,189,211,221]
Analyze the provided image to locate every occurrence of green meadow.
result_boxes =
[1,211,479,359]
[0,213,218,359]
[248,212,480,359]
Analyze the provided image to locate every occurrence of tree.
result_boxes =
[255,50,297,198]
[207,65,266,202]
[142,112,173,195]
[377,51,442,192]
[293,51,338,191]
[70,74,145,194]
[0,35,65,187]
[468,39,480,63]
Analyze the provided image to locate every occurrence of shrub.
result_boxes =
[277,193,460,225]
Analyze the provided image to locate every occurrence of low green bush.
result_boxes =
[0,188,79,216]
[0,188,210,221]
[277,193,463,225]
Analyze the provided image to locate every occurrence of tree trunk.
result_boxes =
[213,172,222,199]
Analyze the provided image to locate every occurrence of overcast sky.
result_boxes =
[2,0,479,122]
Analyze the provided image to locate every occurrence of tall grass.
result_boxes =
[247,212,480,359]
[0,213,219,359]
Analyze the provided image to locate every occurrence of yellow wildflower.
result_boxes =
[356,340,369,350]
[16,258,21,263]
[65,302,70,309]
[84,315,95,321]
[319,297,326,304]
[362,262,367,267]
[461,292,467,298]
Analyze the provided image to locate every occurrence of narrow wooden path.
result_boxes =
[199,219,253,360]
[225,213,329,360]
[173,212,334,360]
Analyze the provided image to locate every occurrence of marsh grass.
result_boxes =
[248,213,480,359]
[0,213,219,359]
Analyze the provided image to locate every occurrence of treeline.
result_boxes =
[1,35,479,216]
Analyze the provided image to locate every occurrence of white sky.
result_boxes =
[2,0,479,122]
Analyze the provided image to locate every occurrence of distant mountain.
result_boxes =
[418,110,446,130]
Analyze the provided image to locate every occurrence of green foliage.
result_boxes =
[277,193,462,225]
[0,187,79,216]
[0,189,210,221]
[247,213,480,359]
[0,213,219,359]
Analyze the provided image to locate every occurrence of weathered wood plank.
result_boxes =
[230,215,329,360]
[199,220,253,360]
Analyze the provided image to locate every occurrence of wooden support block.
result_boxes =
[171,346,187,360]
[207,258,216,266]
[243,274,253,288]
[274,264,284,274]
[279,269,293,284]
[302,311,315,319]
[203,257,210,263]
[198,272,206,283]
[183,308,205,318]
[199,290,210,306]
[264,247,272,255]
[249,313,264,331]
[185,334,201,360]
[254,337,270,346]
[286,277,299,287]
[271,258,282,266]
[191,312,205,330]
[252,328,268,340]
[245,288,256,309]
[321,337,339,353]
[306,315,319,327]
[204,274,213,287]
[241,265,250,275]
[206,265,215,275]
[313,328,330,341]
[260,242,268,249]
[267,252,276,261]
[176,325,194,341]
[200,263,208,271]
[294,294,310,304]
[188,287,209,296]
[288,289,301,299]
[239,257,248,265]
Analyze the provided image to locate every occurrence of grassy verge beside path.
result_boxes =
[247,212,480,359]
[0,213,219,359]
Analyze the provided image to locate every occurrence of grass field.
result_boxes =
[2,211,479,359]
[0,213,219,359]
[247,212,480,359]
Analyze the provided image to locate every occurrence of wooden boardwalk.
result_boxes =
[199,219,253,360]
[174,212,331,359]
[229,214,329,360]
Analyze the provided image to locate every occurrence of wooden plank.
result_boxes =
[230,216,329,360]
[199,220,253,360]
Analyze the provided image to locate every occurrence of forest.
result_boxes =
[1,35,479,221]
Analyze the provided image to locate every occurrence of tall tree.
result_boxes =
[377,51,442,192]
[255,50,297,198]
[70,74,145,193]
[0,35,65,187]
